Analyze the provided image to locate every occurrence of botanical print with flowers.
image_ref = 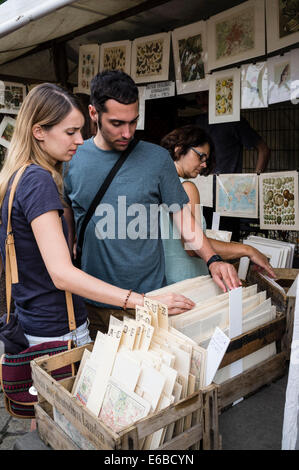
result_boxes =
[215,76,234,116]
[216,8,255,60]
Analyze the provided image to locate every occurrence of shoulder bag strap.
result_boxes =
[5,165,76,332]
[75,138,139,268]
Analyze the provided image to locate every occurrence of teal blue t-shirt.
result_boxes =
[64,139,189,307]
[161,178,209,285]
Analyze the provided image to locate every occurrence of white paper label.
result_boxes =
[212,212,220,230]
[205,327,230,386]
[145,81,175,100]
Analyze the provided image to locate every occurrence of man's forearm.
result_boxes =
[172,206,216,263]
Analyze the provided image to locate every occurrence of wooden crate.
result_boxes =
[248,267,298,355]
[31,344,221,451]
[217,314,287,411]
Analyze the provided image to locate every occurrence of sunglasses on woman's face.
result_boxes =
[190,147,209,164]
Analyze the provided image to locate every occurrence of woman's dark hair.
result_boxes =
[160,125,216,176]
[90,70,139,126]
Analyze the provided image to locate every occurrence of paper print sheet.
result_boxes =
[216,7,255,61]
[193,174,214,208]
[100,40,131,75]
[172,21,209,94]
[77,44,100,95]
[266,0,299,53]
[259,171,299,230]
[268,53,291,104]
[216,173,258,218]
[207,0,265,70]
[131,33,170,83]
[241,62,268,108]
[0,116,16,148]
[0,82,26,115]
[209,68,240,124]
[99,379,150,433]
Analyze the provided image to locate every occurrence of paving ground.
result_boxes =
[0,369,289,451]
[0,391,31,450]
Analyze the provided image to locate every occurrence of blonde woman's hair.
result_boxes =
[0,83,84,213]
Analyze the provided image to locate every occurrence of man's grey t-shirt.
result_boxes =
[64,139,189,307]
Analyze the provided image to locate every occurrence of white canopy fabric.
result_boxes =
[0,0,246,82]
[0,0,146,65]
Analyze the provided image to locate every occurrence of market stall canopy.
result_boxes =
[0,0,247,84]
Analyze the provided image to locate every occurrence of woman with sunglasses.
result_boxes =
[160,125,276,285]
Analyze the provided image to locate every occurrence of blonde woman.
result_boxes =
[0,84,195,348]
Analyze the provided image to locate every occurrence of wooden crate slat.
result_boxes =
[130,392,203,440]
[218,351,287,410]
[35,403,80,450]
[31,360,119,450]
[157,423,203,450]
[220,316,286,368]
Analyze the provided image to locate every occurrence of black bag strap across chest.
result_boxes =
[75,138,139,268]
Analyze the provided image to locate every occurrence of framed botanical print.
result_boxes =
[172,21,209,94]
[207,0,266,71]
[208,68,241,124]
[77,44,100,95]
[0,81,26,115]
[266,0,299,53]
[131,32,171,84]
[0,116,16,148]
[100,40,131,74]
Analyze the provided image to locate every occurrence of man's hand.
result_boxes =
[208,261,242,292]
[149,292,195,316]
[248,246,276,278]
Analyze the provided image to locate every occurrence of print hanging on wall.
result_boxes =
[259,171,299,230]
[241,62,268,108]
[0,143,7,168]
[100,40,131,75]
[266,0,299,53]
[207,0,265,71]
[131,32,171,84]
[0,81,26,115]
[208,68,241,124]
[172,21,209,94]
[77,44,100,95]
[216,173,259,218]
[268,53,291,104]
[0,116,16,148]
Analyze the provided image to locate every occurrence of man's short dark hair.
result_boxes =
[90,70,139,124]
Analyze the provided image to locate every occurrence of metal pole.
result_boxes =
[0,0,78,39]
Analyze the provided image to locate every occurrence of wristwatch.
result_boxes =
[207,254,223,270]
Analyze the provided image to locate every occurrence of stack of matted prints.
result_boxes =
[238,235,295,280]
[149,275,277,385]
[68,300,208,450]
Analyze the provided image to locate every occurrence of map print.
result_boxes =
[216,8,255,60]
[99,380,150,433]
[216,174,258,218]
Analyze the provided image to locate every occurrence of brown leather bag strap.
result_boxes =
[5,165,77,333]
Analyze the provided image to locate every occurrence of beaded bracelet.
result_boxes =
[123,289,132,311]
